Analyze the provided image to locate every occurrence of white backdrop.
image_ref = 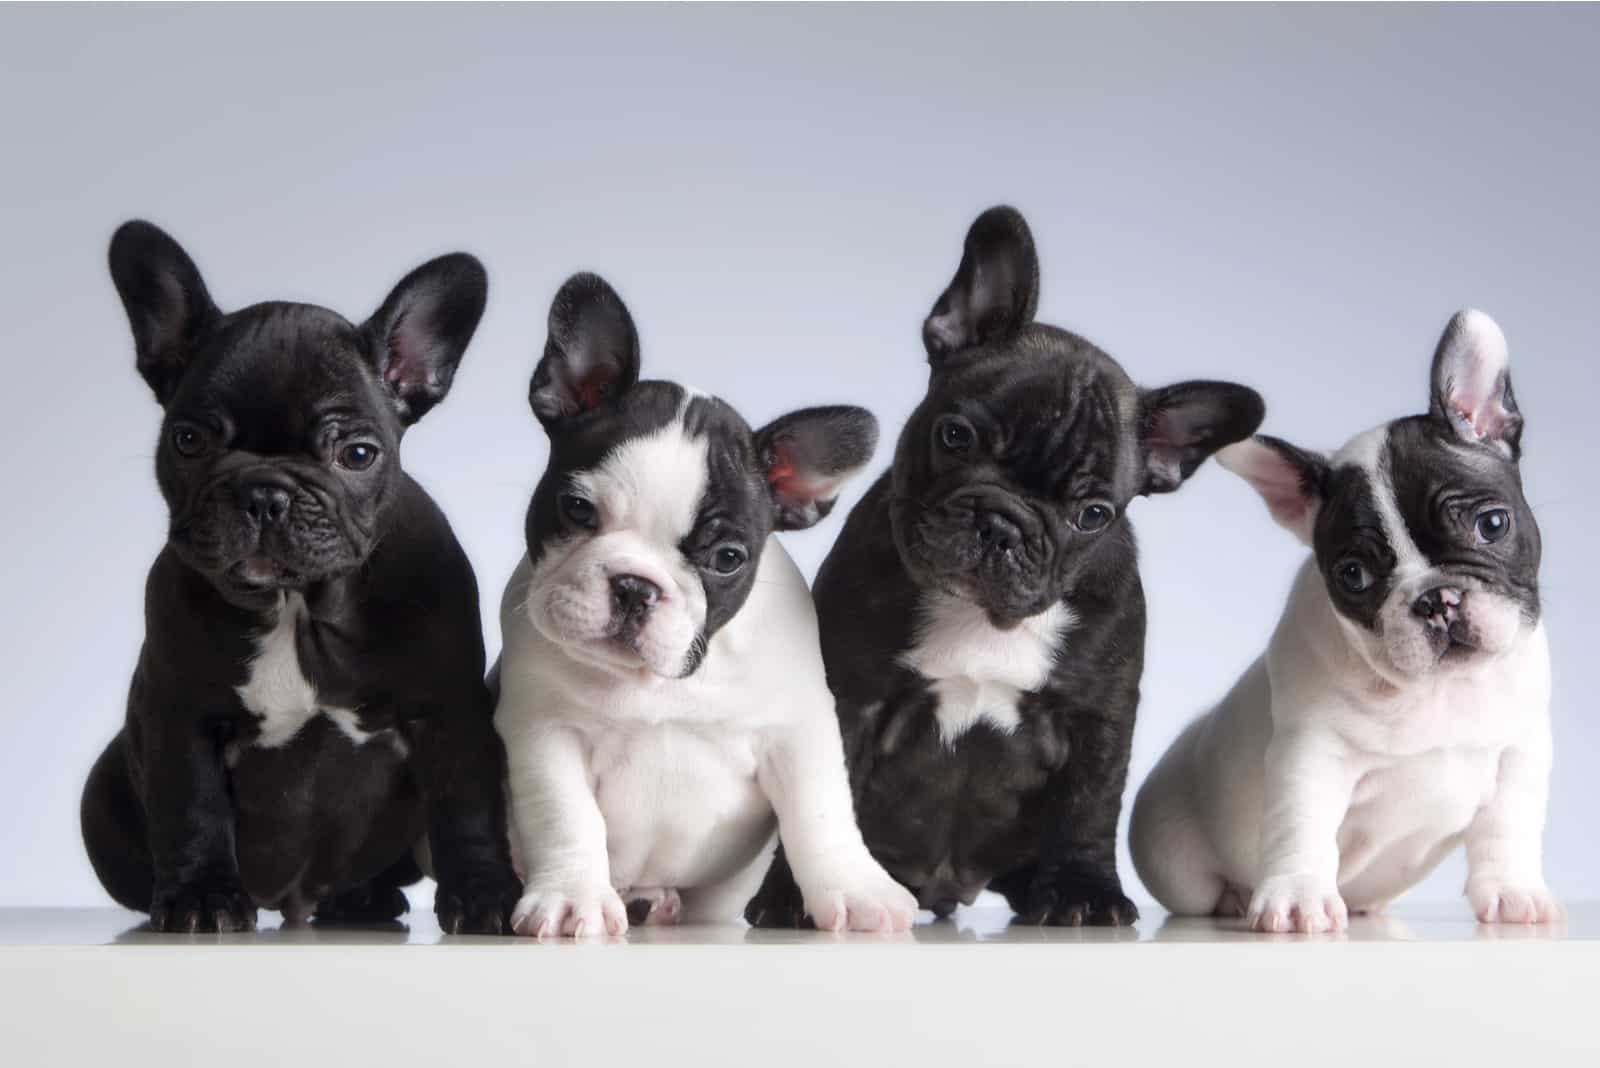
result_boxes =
[1,5,1595,908]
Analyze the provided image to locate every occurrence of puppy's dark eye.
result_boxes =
[709,543,748,576]
[1077,503,1115,532]
[1334,558,1374,594]
[337,442,380,471]
[170,424,206,458]
[1475,508,1511,544]
[560,493,598,529]
[936,416,975,455]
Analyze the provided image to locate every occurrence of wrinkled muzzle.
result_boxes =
[526,534,706,679]
[169,465,368,590]
[1371,575,1528,679]
[895,488,1054,620]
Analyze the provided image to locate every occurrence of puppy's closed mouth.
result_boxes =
[227,556,304,589]
[1438,633,1480,663]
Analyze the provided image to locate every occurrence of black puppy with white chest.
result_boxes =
[748,207,1263,926]
[80,222,519,933]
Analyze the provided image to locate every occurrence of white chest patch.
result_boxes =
[899,593,1073,743]
[235,593,374,749]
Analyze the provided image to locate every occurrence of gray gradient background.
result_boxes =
[1,3,1595,910]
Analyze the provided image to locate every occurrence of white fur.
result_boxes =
[900,593,1072,743]
[497,474,915,937]
[1132,519,1557,933]
[1439,310,1517,454]
[234,592,387,751]
[525,406,711,677]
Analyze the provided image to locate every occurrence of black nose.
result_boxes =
[1412,587,1463,627]
[240,483,291,526]
[610,574,661,618]
[976,510,1022,552]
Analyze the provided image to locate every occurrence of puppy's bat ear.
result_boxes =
[1429,309,1523,460]
[754,406,879,531]
[922,205,1040,367]
[108,221,220,405]
[529,273,641,430]
[1138,381,1265,495]
[363,252,487,426]
[1217,435,1328,546]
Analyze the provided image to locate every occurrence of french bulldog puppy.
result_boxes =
[494,273,916,937]
[1131,310,1558,932]
[745,206,1264,927]
[80,222,520,933]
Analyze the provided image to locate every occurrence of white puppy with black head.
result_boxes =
[494,273,917,937]
[1131,310,1558,932]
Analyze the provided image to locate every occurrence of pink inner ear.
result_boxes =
[767,442,839,506]
[383,310,436,395]
[1258,481,1312,527]
[576,367,614,411]
[767,443,807,503]
[1219,442,1315,538]
[1452,369,1514,442]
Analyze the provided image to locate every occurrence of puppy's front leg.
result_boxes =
[407,687,521,935]
[758,719,917,933]
[1465,742,1561,924]
[1249,725,1359,933]
[139,712,256,932]
[1016,706,1139,927]
[503,723,627,938]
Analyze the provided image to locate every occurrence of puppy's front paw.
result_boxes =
[149,875,257,934]
[1248,874,1348,934]
[435,868,521,935]
[1467,876,1564,925]
[802,865,918,933]
[1017,873,1139,927]
[510,881,628,939]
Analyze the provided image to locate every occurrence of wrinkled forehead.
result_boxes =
[174,305,386,428]
[938,329,1143,494]
[562,384,765,541]
[1383,416,1525,511]
[1320,419,1526,566]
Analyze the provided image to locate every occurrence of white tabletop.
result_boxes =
[0,902,1593,945]
[4,906,1596,1065]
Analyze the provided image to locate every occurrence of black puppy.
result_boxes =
[748,206,1263,926]
[80,222,519,933]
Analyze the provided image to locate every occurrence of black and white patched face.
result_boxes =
[1222,309,1540,682]
[520,273,877,679]
[108,221,486,608]
[891,206,1263,623]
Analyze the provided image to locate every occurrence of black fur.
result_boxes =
[746,206,1262,927]
[80,221,519,933]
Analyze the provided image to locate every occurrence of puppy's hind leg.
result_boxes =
[690,836,778,926]
[80,731,154,912]
[314,852,424,925]
[622,888,683,927]
[742,843,811,928]
[1129,749,1228,917]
